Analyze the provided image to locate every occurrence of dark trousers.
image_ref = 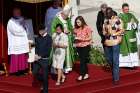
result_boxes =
[32,59,48,93]
[104,45,120,81]
[76,45,91,76]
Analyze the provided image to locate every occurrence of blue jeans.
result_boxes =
[104,45,120,81]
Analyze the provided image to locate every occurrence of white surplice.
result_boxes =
[7,17,29,55]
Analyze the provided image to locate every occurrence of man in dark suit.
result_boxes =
[96,3,108,48]
[96,4,117,49]
[32,25,52,93]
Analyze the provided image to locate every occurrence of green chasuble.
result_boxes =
[119,13,138,56]
[51,15,76,69]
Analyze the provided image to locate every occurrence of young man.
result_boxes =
[32,26,52,93]
[119,3,139,68]
[96,3,108,48]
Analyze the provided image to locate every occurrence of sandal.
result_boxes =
[83,74,89,80]
[77,75,83,81]
[56,82,61,86]
[61,77,66,83]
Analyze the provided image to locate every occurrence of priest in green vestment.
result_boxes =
[51,5,76,73]
[119,3,139,67]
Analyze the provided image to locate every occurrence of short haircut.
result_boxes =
[100,3,107,9]
[38,24,45,31]
[12,6,21,12]
[105,7,117,19]
[122,3,129,8]
[56,24,64,32]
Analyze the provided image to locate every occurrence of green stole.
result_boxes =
[119,13,138,56]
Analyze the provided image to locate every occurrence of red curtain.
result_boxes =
[0,23,8,64]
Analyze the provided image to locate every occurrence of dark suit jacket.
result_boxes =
[96,11,105,43]
[35,34,52,58]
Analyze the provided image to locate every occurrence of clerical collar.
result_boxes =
[43,32,48,37]
[13,16,22,19]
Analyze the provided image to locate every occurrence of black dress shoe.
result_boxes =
[113,80,119,85]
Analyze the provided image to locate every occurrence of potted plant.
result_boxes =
[89,46,112,71]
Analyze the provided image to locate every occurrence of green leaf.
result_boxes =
[89,46,107,66]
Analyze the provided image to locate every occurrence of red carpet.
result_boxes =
[1,63,140,93]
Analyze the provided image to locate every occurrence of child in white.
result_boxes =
[52,24,68,86]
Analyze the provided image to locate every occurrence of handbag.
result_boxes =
[104,36,122,46]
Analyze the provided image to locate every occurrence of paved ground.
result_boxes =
[78,0,140,47]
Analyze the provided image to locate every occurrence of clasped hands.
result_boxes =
[53,43,66,48]
[35,54,41,61]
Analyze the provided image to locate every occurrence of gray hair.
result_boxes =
[100,3,108,9]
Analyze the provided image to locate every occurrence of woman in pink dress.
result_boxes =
[74,16,93,81]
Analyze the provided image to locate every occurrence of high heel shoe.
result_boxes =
[61,77,66,83]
